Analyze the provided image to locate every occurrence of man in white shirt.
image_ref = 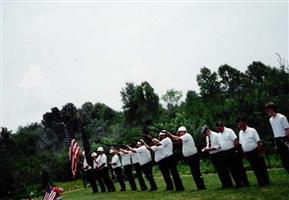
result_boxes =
[81,151,98,193]
[238,118,270,186]
[117,147,137,191]
[127,142,158,191]
[216,122,249,188]
[201,125,233,188]
[96,147,116,192]
[91,152,106,192]
[168,126,206,190]
[109,149,126,191]
[129,147,148,191]
[153,131,185,191]
[265,102,289,174]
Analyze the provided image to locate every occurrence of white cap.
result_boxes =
[97,147,104,152]
[91,152,97,157]
[109,149,115,154]
[137,141,142,145]
[159,132,166,137]
[82,151,85,156]
[178,126,187,132]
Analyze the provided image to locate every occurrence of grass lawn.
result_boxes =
[56,168,289,200]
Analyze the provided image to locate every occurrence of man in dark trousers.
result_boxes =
[109,149,126,191]
[127,141,158,191]
[238,118,270,186]
[201,125,233,188]
[96,147,116,192]
[168,126,206,190]
[216,121,249,188]
[82,151,98,193]
[150,131,185,191]
[130,146,148,191]
[117,147,137,191]
[265,102,289,174]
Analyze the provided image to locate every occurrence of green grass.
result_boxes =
[50,168,289,200]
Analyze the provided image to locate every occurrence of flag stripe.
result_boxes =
[43,191,56,200]
[69,139,80,177]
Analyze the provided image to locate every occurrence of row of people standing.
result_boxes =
[81,102,289,193]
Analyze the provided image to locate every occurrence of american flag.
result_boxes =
[69,138,80,178]
[42,189,56,200]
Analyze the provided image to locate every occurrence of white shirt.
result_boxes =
[151,145,166,162]
[135,145,152,166]
[219,127,237,151]
[205,131,221,154]
[179,132,198,157]
[239,126,260,152]
[111,154,121,169]
[270,113,289,138]
[96,154,107,168]
[120,152,132,166]
[83,158,92,171]
[130,151,139,164]
[160,137,173,158]
[92,159,98,169]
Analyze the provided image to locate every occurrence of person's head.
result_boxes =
[91,152,97,158]
[159,130,167,140]
[177,126,187,136]
[264,102,277,117]
[215,121,224,133]
[110,149,115,155]
[237,118,247,131]
[201,125,210,136]
[136,141,142,148]
[97,147,104,154]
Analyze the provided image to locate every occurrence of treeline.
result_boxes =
[0,61,289,199]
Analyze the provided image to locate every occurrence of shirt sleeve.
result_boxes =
[239,131,243,144]
[281,115,289,129]
[205,136,210,148]
[160,138,169,147]
[252,128,260,142]
[229,129,237,141]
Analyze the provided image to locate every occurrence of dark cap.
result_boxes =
[237,116,247,123]
[201,125,209,134]
[215,121,224,127]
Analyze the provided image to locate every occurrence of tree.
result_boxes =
[196,67,221,101]
[121,81,161,133]
[162,89,183,110]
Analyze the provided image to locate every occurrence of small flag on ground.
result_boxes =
[69,138,80,178]
[42,189,56,200]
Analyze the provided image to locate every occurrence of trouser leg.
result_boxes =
[166,155,184,191]
[101,168,115,192]
[124,165,137,190]
[142,162,157,191]
[133,163,147,190]
[186,153,206,190]
[96,170,106,192]
[86,169,98,193]
[211,153,233,188]
[279,143,289,174]
[158,159,174,191]
[114,167,126,191]
[246,149,270,186]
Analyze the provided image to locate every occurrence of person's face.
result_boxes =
[238,122,247,131]
[159,135,166,141]
[178,131,185,136]
[216,126,224,133]
[265,108,274,117]
[204,129,210,136]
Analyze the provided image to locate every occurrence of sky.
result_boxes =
[1,1,288,132]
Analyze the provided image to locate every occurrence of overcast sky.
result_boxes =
[1,1,288,132]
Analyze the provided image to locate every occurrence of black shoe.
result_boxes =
[141,188,147,191]
[120,188,126,192]
[149,188,157,191]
